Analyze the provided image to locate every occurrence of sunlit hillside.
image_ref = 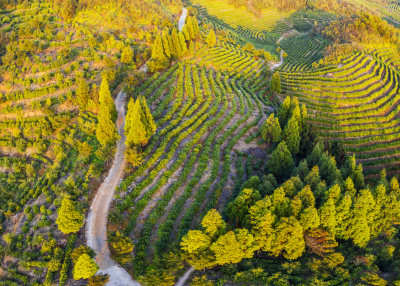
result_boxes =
[1,0,400,285]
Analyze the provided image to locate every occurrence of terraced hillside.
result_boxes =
[279,34,329,71]
[192,0,283,33]
[111,46,268,275]
[279,48,400,177]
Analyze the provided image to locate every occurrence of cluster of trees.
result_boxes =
[149,15,199,71]
[182,157,400,282]
[261,96,308,169]
[323,12,400,49]
[180,101,400,284]
[124,95,156,167]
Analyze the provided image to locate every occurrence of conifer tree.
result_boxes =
[182,24,190,41]
[271,72,281,93]
[305,228,338,257]
[171,28,181,58]
[161,30,171,59]
[121,46,134,64]
[278,96,291,126]
[283,115,300,155]
[349,189,374,247]
[56,196,84,234]
[76,75,89,111]
[150,33,169,71]
[300,207,320,230]
[267,141,294,180]
[271,216,305,260]
[124,97,135,136]
[319,198,336,235]
[201,209,226,238]
[179,32,188,55]
[96,78,118,147]
[206,29,217,48]
[226,188,261,226]
[186,16,196,40]
[261,113,281,144]
[73,254,99,280]
[335,193,352,239]
[125,98,147,147]
[139,95,156,141]
[210,230,255,265]
[99,77,117,121]
[192,15,200,36]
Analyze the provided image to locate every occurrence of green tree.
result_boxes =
[349,189,374,248]
[335,193,352,239]
[186,16,196,40]
[150,33,169,71]
[121,46,134,64]
[278,96,291,127]
[319,198,336,235]
[201,209,226,237]
[210,230,255,265]
[299,207,320,230]
[76,75,90,111]
[180,230,215,269]
[96,91,118,147]
[139,95,156,141]
[178,32,188,55]
[283,115,300,155]
[125,97,147,147]
[73,254,99,280]
[109,231,134,264]
[271,216,305,260]
[56,196,84,234]
[162,30,171,59]
[248,197,276,252]
[171,28,181,58]
[271,72,281,93]
[206,29,217,48]
[267,141,294,180]
[261,113,281,144]
[226,188,261,226]
[71,246,95,264]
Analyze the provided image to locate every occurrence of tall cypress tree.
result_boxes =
[76,75,89,111]
[186,16,195,40]
[150,33,169,71]
[99,77,117,121]
[206,29,217,48]
[125,98,147,147]
[283,115,300,155]
[171,28,181,58]
[161,30,171,59]
[178,32,188,56]
[96,77,118,146]
[182,24,190,41]
[124,97,135,136]
[139,95,156,141]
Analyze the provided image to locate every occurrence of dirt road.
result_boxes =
[86,90,140,286]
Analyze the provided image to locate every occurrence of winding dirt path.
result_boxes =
[271,50,284,72]
[86,90,140,286]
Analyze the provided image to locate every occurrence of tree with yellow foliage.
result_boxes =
[73,254,99,280]
[56,196,84,234]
